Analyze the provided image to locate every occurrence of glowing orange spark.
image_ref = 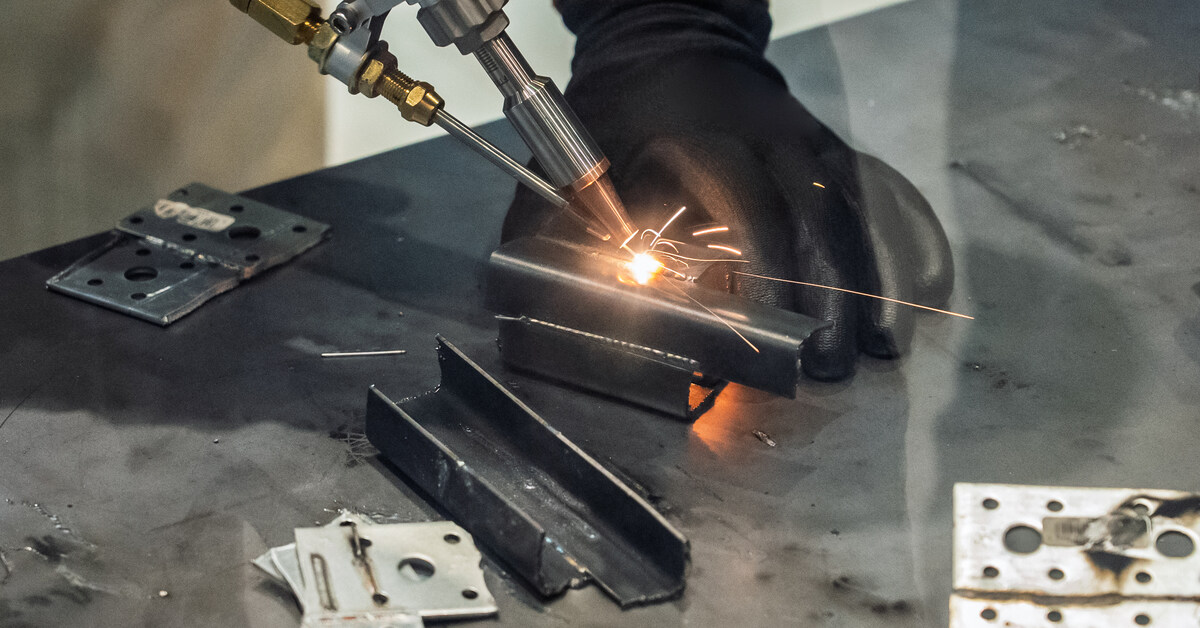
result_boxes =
[813,182,826,189]
[618,230,640,254]
[691,226,730,237]
[653,251,750,264]
[706,244,743,256]
[733,271,975,320]
[643,206,688,251]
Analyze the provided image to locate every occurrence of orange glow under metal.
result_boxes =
[689,383,750,454]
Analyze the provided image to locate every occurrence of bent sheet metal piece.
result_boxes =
[252,512,497,627]
[951,483,1200,627]
[365,336,689,607]
[46,183,329,325]
[485,237,827,417]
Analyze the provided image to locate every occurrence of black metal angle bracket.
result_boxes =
[365,336,689,607]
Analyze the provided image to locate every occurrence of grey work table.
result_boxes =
[2,0,1198,625]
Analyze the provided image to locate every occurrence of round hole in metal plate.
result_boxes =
[124,267,158,282]
[982,566,999,578]
[1003,525,1042,554]
[461,588,479,600]
[135,248,151,257]
[980,608,996,621]
[130,293,147,300]
[1135,571,1152,583]
[292,225,307,233]
[397,557,435,582]
[1135,613,1151,625]
[87,278,103,286]
[982,498,999,510]
[1047,500,1063,512]
[181,233,197,242]
[180,262,195,270]
[129,216,144,225]
[227,226,260,240]
[1047,610,1063,623]
[229,204,244,213]
[443,534,460,544]
[1155,530,1195,558]
[1048,568,1065,580]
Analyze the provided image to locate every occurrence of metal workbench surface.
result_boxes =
[2,1,1197,625]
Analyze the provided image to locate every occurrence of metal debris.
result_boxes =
[252,512,496,627]
[752,430,777,447]
[951,483,1200,627]
[1053,124,1099,148]
[0,548,11,585]
[321,350,408,358]
[1124,82,1200,119]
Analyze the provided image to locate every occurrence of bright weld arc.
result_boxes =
[733,271,975,320]
[629,253,664,285]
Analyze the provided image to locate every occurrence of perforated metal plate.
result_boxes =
[47,184,329,325]
[951,483,1200,627]
[117,183,328,278]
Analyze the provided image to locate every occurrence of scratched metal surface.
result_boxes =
[1,0,1198,625]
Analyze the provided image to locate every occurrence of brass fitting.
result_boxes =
[230,0,322,45]
[233,0,445,127]
[354,50,445,127]
[306,22,340,67]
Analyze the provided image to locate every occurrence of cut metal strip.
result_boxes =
[365,336,689,606]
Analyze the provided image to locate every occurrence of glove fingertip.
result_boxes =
[859,305,915,359]
[800,327,856,382]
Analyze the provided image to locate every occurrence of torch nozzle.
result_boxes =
[569,173,638,247]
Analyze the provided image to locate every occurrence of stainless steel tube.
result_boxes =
[473,33,605,191]
[433,111,569,209]
[473,32,637,243]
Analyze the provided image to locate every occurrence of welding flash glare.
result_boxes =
[629,253,664,285]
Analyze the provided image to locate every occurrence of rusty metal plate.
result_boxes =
[951,483,1200,627]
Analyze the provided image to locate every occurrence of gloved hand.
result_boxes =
[501,0,954,381]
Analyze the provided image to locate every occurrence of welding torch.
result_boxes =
[230,0,638,245]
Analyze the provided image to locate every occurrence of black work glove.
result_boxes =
[502,0,954,381]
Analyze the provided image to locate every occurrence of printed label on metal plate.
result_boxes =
[153,199,235,232]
